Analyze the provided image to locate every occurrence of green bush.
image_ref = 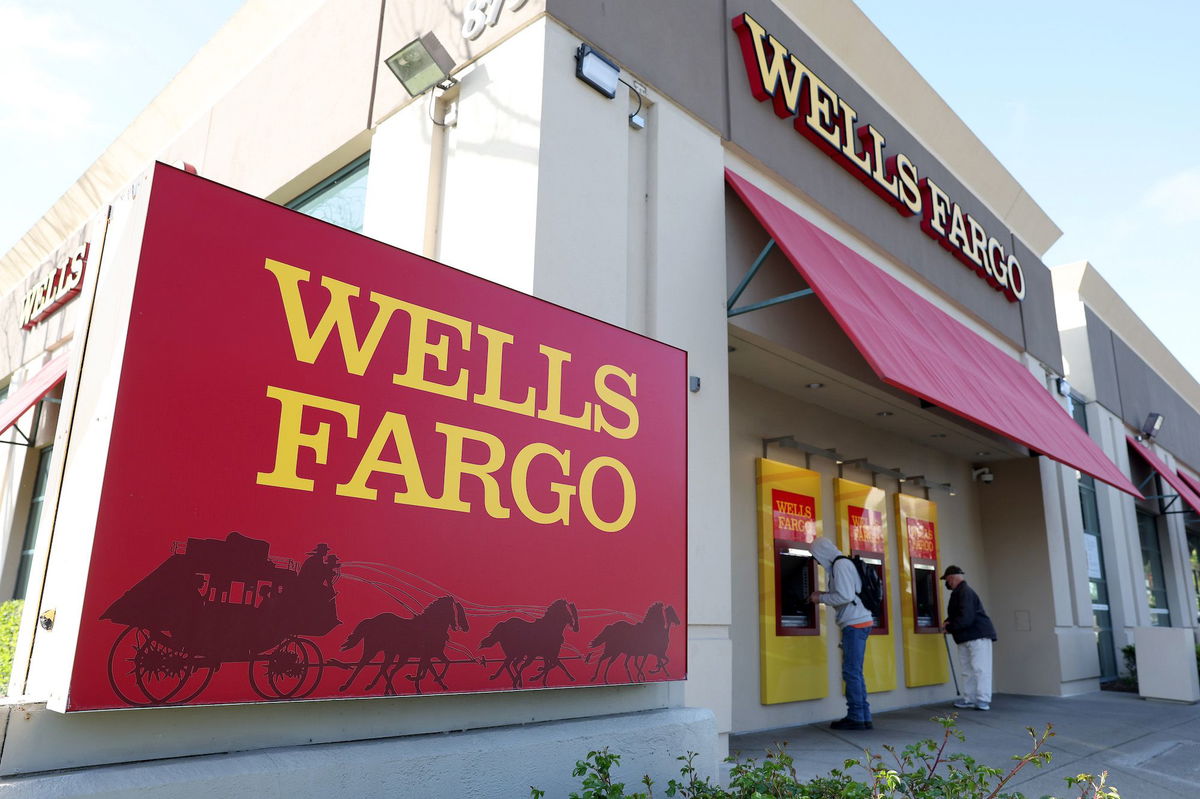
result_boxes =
[531,716,1120,799]
[1109,644,1138,691]
[0,599,24,695]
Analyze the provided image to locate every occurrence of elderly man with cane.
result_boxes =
[941,565,997,711]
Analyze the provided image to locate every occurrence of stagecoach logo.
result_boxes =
[731,13,1028,303]
[101,532,681,706]
[20,242,88,330]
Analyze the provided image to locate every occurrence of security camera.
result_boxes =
[971,467,994,484]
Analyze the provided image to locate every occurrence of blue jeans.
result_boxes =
[841,625,871,722]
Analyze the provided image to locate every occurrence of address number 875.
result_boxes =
[462,0,530,41]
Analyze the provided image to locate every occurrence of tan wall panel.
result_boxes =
[201,0,380,199]
[978,457,1066,695]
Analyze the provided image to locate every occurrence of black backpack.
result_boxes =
[835,555,884,616]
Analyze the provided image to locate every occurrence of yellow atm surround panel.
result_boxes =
[895,493,949,688]
[757,458,827,704]
[835,478,895,693]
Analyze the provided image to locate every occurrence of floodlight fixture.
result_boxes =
[575,44,619,98]
[385,32,457,97]
[1140,412,1164,439]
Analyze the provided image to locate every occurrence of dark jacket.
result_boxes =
[945,581,997,644]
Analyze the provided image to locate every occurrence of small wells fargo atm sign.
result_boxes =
[65,164,686,711]
[769,489,815,543]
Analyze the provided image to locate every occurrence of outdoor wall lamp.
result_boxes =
[575,43,646,130]
[1139,412,1164,440]
[385,32,457,97]
[576,44,618,98]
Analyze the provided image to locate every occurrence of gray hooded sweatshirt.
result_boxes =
[811,537,874,630]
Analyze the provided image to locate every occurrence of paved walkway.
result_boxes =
[728,691,1200,798]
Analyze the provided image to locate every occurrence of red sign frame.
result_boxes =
[65,164,687,711]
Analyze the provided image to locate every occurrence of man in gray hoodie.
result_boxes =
[809,537,874,730]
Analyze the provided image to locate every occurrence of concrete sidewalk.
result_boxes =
[728,691,1200,798]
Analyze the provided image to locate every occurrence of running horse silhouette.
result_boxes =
[338,595,469,695]
[585,601,681,683]
[480,599,579,688]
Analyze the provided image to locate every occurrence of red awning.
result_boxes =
[1126,436,1200,513]
[1176,468,1200,502]
[0,351,70,436]
[725,168,1140,497]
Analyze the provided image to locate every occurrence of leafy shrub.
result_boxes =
[1120,645,1137,685]
[531,716,1120,798]
[0,599,23,694]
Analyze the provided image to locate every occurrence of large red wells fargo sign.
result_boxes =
[66,164,686,710]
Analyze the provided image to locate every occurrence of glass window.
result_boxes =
[1069,396,1117,678]
[13,446,53,599]
[287,154,369,233]
[1069,393,1089,431]
[1138,511,1171,627]
[1188,531,1200,624]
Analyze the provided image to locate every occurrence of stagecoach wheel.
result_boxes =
[294,637,324,698]
[248,636,311,699]
[107,626,155,706]
[107,626,213,706]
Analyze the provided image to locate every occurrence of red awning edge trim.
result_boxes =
[1126,435,1200,514]
[0,351,71,439]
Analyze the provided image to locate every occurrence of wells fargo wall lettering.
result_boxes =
[20,242,88,330]
[254,258,640,533]
[66,165,686,712]
[731,12,1027,302]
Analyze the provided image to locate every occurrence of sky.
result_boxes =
[0,0,242,248]
[2,1,1199,379]
[854,1,1200,381]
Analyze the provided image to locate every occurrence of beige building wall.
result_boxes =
[0,7,737,783]
[1054,260,1200,686]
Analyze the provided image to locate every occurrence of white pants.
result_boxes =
[957,638,992,705]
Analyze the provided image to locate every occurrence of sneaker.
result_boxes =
[974,703,990,711]
[830,717,868,730]
[953,699,974,709]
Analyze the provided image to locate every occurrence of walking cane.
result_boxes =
[943,633,960,695]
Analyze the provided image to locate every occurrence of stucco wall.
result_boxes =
[0,707,718,797]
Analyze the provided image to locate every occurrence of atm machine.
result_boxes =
[895,493,949,687]
[756,459,827,703]
[836,478,895,691]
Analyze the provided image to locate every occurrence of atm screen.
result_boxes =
[778,551,814,629]
[913,564,939,630]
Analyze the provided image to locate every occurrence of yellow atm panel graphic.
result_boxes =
[756,458,827,704]
[834,478,895,694]
[895,493,948,687]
